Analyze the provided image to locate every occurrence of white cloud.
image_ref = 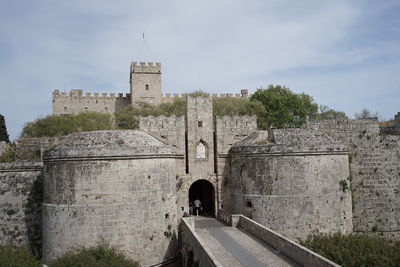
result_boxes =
[0,0,399,139]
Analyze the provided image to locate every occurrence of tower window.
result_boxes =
[145,84,149,90]
[196,140,207,159]
[64,107,67,112]
[105,107,108,112]
[198,121,203,127]
[84,107,88,111]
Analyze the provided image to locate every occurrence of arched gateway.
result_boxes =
[188,180,215,216]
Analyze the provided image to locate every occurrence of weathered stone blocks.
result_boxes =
[42,131,179,266]
[229,130,353,240]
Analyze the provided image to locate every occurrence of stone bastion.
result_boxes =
[42,130,180,266]
[229,129,353,240]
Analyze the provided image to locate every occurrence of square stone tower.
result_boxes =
[130,62,162,105]
[186,96,215,179]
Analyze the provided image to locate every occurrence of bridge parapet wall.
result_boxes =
[232,214,340,267]
[180,218,222,267]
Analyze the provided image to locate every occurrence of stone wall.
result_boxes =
[215,115,257,213]
[215,115,257,155]
[52,90,130,115]
[160,91,250,104]
[230,154,352,240]
[228,130,353,240]
[180,218,222,267]
[42,131,180,266]
[234,215,340,267]
[0,162,43,255]
[306,119,400,239]
[139,116,185,155]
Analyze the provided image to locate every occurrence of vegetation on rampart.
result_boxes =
[300,233,400,267]
[0,143,15,162]
[314,105,348,121]
[20,86,348,137]
[115,98,186,130]
[21,112,114,138]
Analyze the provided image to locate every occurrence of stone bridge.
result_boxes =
[180,210,339,267]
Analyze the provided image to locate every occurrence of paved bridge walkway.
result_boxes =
[193,216,300,267]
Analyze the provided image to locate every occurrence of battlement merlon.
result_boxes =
[160,90,251,99]
[130,61,161,73]
[52,89,131,100]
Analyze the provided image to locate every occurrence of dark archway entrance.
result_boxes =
[189,180,215,217]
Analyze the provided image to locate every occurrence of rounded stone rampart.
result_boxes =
[42,130,178,266]
[229,129,353,240]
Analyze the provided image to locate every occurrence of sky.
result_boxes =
[1,0,399,140]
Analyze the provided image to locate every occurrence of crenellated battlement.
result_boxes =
[139,115,185,128]
[52,89,131,115]
[53,89,131,100]
[216,115,258,155]
[160,90,251,103]
[161,90,250,99]
[216,115,257,127]
[130,61,161,73]
[139,116,186,155]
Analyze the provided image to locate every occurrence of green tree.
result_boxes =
[0,114,10,143]
[250,85,318,129]
[21,112,114,138]
[313,105,348,120]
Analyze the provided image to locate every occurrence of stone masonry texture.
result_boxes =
[306,119,400,240]
[229,130,353,240]
[0,162,43,256]
[2,61,400,266]
[42,131,179,266]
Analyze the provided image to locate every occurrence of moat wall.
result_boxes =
[0,162,43,255]
[42,131,180,266]
[306,119,400,239]
[229,129,353,240]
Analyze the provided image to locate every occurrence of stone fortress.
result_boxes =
[1,61,399,266]
[52,61,250,115]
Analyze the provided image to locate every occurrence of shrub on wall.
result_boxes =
[300,233,400,267]
[20,112,114,138]
[0,245,41,267]
[50,244,140,267]
[115,98,186,130]
[313,105,348,121]
[0,144,15,163]
[213,97,265,116]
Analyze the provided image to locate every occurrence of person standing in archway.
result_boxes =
[194,198,202,216]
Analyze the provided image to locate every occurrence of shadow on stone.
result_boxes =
[24,174,43,258]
